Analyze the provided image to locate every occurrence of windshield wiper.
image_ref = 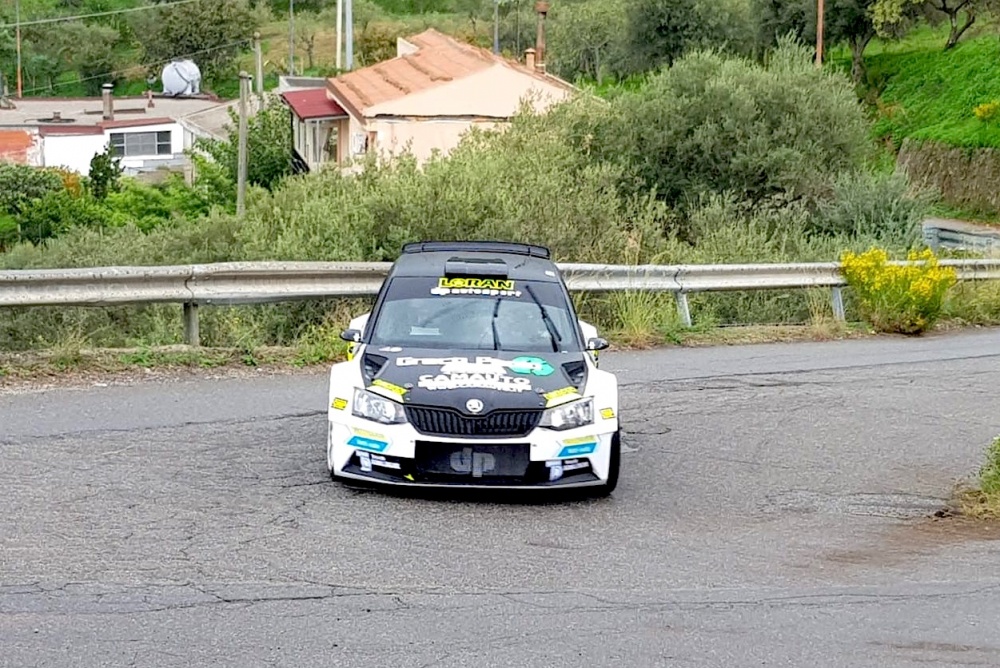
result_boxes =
[491,297,501,350]
[524,283,561,352]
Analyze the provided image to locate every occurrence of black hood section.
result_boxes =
[363,347,589,414]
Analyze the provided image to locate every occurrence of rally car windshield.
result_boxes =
[367,276,583,352]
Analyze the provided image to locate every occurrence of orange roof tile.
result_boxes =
[0,130,36,164]
[327,28,571,118]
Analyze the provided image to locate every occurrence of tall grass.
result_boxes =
[862,31,1000,148]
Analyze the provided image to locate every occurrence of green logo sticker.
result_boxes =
[509,356,554,376]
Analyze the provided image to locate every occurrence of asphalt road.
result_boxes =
[3,329,1000,667]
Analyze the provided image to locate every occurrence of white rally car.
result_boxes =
[326,241,620,495]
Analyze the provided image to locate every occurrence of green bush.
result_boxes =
[809,169,929,246]
[555,38,873,216]
[237,105,672,265]
[0,80,931,351]
[198,96,292,191]
[0,164,66,216]
[16,191,110,245]
[103,175,224,232]
[0,214,19,250]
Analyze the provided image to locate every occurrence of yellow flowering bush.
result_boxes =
[840,247,957,334]
[48,168,83,197]
[974,101,1000,123]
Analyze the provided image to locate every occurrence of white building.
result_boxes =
[0,88,229,176]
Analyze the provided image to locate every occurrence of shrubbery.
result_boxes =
[547,39,872,223]
[841,247,957,334]
[0,40,969,353]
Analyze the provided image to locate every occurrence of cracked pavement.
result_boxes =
[3,329,1000,666]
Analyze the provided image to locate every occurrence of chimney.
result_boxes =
[102,83,114,121]
[525,48,536,70]
[534,1,548,72]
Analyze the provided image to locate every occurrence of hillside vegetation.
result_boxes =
[845,23,1000,148]
[4,1,1000,358]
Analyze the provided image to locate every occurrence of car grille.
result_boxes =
[405,406,543,438]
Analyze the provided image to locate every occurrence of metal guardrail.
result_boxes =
[2,259,1000,345]
[924,222,1000,254]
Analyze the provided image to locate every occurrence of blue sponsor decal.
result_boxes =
[347,435,389,453]
[557,442,597,458]
[509,356,555,376]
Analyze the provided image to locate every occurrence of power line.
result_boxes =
[0,0,199,30]
[20,39,251,96]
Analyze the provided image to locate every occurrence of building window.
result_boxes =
[109,130,172,157]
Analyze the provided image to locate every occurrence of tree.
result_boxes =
[755,0,878,84]
[556,39,872,214]
[623,0,703,74]
[198,96,292,191]
[88,145,123,200]
[933,0,977,48]
[814,0,878,84]
[130,0,257,81]
[296,11,322,70]
[875,0,989,49]
[20,21,121,95]
[547,0,628,81]
[754,0,809,48]
[452,0,490,32]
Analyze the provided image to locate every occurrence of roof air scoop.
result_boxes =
[444,258,509,278]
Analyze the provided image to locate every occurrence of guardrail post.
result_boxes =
[830,287,845,322]
[675,292,692,327]
[183,302,200,346]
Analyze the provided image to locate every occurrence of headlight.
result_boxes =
[539,398,593,431]
[352,388,406,424]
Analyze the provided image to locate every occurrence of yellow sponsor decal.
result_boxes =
[351,427,387,440]
[438,277,515,291]
[600,407,615,420]
[404,473,415,481]
[346,343,357,361]
[331,397,348,410]
[543,386,581,407]
[562,435,596,446]
[371,378,406,396]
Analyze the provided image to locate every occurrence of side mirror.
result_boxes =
[586,337,609,351]
[340,329,362,343]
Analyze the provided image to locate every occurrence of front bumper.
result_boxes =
[327,416,616,489]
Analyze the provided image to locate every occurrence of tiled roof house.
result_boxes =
[280,26,576,172]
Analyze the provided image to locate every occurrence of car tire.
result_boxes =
[589,429,621,498]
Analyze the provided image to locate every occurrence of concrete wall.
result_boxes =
[366,118,502,164]
[42,134,109,173]
[897,138,1000,214]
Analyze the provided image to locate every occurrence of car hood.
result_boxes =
[362,347,589,413]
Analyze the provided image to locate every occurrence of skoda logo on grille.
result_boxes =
[465,399,484,414]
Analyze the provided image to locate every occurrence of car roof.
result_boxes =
[388,241,562,283]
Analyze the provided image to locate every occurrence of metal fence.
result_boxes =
[2,259,1000,345]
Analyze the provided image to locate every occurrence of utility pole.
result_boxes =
[815,0,825,68]
[237,72,250,217]
[336,0,343,70]
[288,0,295,76]
[254,32,264,98]
[493,0,500,55]
[345,0,353,70]
[15,0,22,98]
